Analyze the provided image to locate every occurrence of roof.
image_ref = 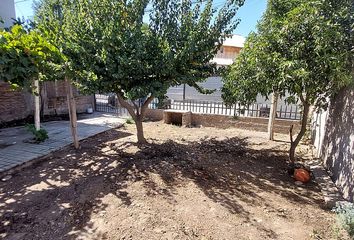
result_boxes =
[222,35,245,48]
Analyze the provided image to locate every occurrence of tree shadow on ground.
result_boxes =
[0,128,325,239]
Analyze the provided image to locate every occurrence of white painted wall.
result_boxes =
[0,0,16,28]
[311,87,354,202]
[311,109,329,158]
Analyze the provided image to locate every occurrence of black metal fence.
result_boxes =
[95,94,301,120]
[167,99,301,120]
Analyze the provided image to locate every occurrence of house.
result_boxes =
[166,34,245,101]
[0,0,16,28]
[211,34,245,66]
[165,34,300,119]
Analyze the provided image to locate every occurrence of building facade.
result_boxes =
[166,35,245,101]
[0,0,16,28]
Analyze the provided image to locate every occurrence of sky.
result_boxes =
[14,0,267,37]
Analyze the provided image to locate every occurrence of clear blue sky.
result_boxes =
[15,0,267,37]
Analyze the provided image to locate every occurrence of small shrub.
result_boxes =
[126,118,134,124]
[26,124,49,142]
[232,115,239,120]
[333,202,354,237]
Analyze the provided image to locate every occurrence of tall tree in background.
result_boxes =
[35,0,245,144]
[222,0,353,162]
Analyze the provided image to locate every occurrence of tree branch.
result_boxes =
[132,101,140,115]
[289,124,294,144]
[116,92,137,120]
[140,95,155,118]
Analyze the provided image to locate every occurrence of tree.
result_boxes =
[35,0,245,144]
[0,25,62,130]
[35,0,99,149]
[222,0,353,162]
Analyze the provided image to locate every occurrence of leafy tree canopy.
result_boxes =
[0,25,63,92]
[221,0,353,161]
[36,0,244,98]
[222,0,353,109]
[35,0,245,143]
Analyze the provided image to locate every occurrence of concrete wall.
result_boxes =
[315,87,354,202]
[0,0,16,28]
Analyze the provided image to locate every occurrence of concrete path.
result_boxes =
[0,113,124,173]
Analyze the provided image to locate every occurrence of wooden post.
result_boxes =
[34,79,41,131]
[65,77,79,149]
[268,92,279,141]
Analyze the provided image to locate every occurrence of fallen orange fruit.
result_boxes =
[294,168,311,183]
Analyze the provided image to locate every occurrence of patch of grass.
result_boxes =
[333,202,354,238]
[232,115,239,120]
[25,124,49,142]
[125,118,135,124]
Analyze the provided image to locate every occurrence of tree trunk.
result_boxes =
[116,93,154,144]
[289,101,310,162]
[65,77,79,149]
[268,92,278,140]
[34,79,41,131]
[135,116,146,144]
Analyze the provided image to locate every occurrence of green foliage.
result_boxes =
[0,25,63,92]
[35,0,245,143]
[334,202,354,237]
[222,0,353,109]
[222,0,353,161]
[34,0,96,89]
[156,95,169,109]
[125,118,135,125]
[26,124,49,142]
[35,0,244,100]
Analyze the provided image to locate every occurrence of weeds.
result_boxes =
[26,124,49,142]
[125,118,135,124]
[333,202,354,238]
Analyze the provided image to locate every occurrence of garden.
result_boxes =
[0,123,341,239]
[0,0,353,239]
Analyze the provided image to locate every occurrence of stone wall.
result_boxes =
[318,87,354,202]
[0,81,94,125]
[146,109,300,134]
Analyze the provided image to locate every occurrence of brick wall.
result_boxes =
[0,82,34,123]
[42,81,94,115]
[0,80,94,124]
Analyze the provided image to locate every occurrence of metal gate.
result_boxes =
[94,94,130,117]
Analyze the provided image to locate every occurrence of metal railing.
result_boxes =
[95,94,301,120]
[167,99,301,120]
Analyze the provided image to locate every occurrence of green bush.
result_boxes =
[125,118,134,124]
[333,202,354,237]
[26,124,49,142]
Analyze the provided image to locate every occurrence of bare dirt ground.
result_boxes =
[0,122,343,240]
